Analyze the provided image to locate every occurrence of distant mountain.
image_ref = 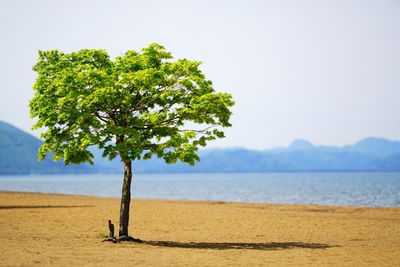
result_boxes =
[0,121,94,174]
[132,138,400,173]
[287,139,315,151]
[343,137,400,158]
[0,120,400,174]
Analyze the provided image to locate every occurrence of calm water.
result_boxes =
[0,172,399,207]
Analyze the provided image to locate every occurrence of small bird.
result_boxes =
[108,220,115,238]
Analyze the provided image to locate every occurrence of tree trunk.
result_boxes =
[119,160,132,237]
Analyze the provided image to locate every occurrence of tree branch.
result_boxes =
[178,125,217,134]
[95,112,108,123]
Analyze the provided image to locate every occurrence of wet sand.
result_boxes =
[0,191,399,266]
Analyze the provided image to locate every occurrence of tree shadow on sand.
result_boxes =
[143,240,335,250]
[0,205,94,209]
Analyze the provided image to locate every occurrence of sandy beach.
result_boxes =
[0,191,399,266]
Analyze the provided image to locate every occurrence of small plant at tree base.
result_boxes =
[97,232,108,239]
[30,43,234,240]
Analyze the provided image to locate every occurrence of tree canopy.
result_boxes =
[30,43,234,166]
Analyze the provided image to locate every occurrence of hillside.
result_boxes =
[0,121,94,174]
[1,121,400,174]
[97,138,400,173]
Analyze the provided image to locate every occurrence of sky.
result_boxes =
[0,0,399,149]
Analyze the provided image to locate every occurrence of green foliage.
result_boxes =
[30,43,234,165]
[96,232,108,239]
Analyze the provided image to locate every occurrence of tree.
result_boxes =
[29,43,234,239]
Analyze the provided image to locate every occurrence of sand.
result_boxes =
[0,191,399,266]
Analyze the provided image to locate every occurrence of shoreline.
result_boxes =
[1,191,399,266]
[0,189,399,209]
[1,172,398,209]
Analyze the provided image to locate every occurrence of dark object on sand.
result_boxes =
[108,220,114,238]
[102,220,143,244]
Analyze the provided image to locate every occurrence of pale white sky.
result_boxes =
[0,0,399,149]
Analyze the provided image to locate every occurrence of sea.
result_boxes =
[0,172,399,207]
